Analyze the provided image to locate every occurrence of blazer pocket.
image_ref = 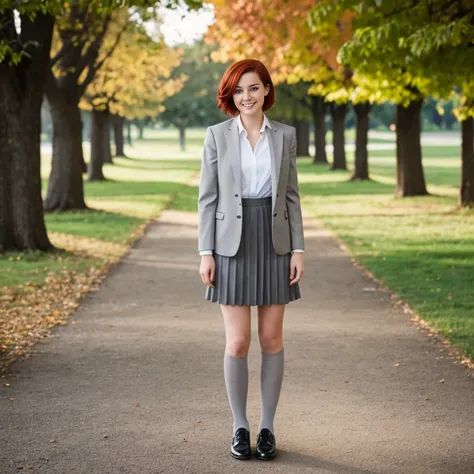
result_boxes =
[284,210,289,220]
[215,211,225,220]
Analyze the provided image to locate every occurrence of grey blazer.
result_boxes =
[198,116,304,257]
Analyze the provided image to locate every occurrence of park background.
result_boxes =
[1,0,473,373]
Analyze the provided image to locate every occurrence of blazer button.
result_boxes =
[277,193,279,197]
[273,213,277,217]
[237,215,241,219]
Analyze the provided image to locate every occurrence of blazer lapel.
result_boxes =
[267,118,283,212]
[224,117,241,193]
[224,116,283,210]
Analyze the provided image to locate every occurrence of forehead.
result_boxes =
[236,71,262,87]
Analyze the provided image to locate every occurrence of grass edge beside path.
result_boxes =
[0,196,178,374]
[326,222,474,375]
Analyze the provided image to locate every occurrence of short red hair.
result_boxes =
[217,59,275,116]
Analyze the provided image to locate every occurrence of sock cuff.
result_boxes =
[261,346,284,357]
[224,352,248,360]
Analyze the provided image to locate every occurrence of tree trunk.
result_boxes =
[395,100,428,196]
[88,109,110,181]
[113,114,126,157]
[311,95,327,164]
[179,126,186,151]
[102,111,112,164]
[330,102,347,170]
[126,120,132,146]
[44,84,87,211]
[294,119,310,157]
[0,11,54,252]
[137,120,144,139]
[351,102,371,181]
[460,116,474,207]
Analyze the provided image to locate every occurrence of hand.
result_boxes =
[289,252,304,286]
[199,255,216,288]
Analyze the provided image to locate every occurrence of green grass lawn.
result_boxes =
[2,127,473,363]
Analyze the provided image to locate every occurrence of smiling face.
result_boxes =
[232,71,270,117]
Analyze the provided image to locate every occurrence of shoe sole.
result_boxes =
[230,451,251,460]
[255,452,277,460]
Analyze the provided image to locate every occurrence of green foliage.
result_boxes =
[310,0,474,112]
[270,82,313,122]
[160,40,228,128]
[0,0,203,66]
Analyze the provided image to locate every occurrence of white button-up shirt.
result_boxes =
[199,114,303,255]
[237,113,272,198]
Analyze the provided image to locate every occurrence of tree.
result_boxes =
[160,41,228,150]
[312,2,431,195]
[44,2,135,210]
[44,0,202,211]
[312,0,474,201]
[81,15,185,180]
[0,4,59,251]
[0,0,202,252]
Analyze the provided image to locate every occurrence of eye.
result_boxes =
[251,86,259,91]
[235,89,242,94]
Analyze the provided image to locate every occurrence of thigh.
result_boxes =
[220,304,252,344]
[257,304,286,343]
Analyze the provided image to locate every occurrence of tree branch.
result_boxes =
[383,1,421,18]
[78,14,130,96]
[75,13,111,78]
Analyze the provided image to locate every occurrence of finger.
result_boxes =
[200,271,212,287]
[205,268,215,288]
[290,266,302,286]
[210,266,215,284]
[289,262,296,281]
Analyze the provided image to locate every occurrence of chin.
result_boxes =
[240,106,262,115]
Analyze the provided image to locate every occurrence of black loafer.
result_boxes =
[256,428,277,460]
[231,428,251,460]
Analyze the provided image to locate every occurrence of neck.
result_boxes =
[239,111,264,132]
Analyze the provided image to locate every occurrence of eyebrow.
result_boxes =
[236,83,260,88]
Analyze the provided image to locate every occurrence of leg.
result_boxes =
[257,304,285,435]
[221,304,251,433]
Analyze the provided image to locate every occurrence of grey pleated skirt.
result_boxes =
[205,196,301,306]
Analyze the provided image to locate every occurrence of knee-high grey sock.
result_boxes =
[259,347,284,435]
[224,353,250,433]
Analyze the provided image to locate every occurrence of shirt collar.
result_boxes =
[237,114,271,136]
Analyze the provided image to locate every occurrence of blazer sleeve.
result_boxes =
[198,126,218,253]
[286,127,305,251]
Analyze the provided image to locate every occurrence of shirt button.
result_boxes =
[235,194,239,197]
[237,215,241,219]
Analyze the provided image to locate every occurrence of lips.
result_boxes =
[243,103,255,108]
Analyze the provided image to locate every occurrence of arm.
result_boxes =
[198,127,218,253]
[286,127,304,251]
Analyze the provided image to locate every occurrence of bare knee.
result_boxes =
[258,332,282,354]
[226,337,250,357]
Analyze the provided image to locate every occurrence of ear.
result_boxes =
[264,84,271,96]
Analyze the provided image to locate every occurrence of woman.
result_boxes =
[197,59,305,461]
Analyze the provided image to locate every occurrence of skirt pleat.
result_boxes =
[205,196,301,306]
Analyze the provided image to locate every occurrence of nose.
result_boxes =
[243,90,251,101]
